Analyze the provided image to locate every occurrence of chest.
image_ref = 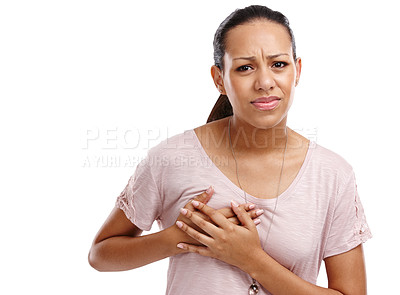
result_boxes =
[255,193,328,271]
[214,148,308,199]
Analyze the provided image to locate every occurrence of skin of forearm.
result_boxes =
[88,203,255,272]
[244,249,343,295]
[89,225,183,272]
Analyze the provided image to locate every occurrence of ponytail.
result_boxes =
[206,95,233,123]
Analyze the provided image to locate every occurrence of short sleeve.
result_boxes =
[323,170,372,259]
[115,156,162,231]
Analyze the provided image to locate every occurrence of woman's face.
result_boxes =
[213,20,301,129]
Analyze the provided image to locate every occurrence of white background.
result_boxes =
[1,0,398,294]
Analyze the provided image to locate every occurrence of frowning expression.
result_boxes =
[212,20,301,129]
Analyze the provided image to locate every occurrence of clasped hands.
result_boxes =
[173,186,265,270]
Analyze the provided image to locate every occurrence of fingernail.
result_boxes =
[248,203,256,210]
[254,218,261,225]
[192,200,199,207]
[177,243,184,249]
[256,209,264,216]
[206,185,213,194]
[180,208,188,215]
[176,221,183,228]
[231,200,239,207]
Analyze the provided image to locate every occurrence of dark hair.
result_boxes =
[207,5,297,123]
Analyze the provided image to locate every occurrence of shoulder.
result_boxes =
[140,129,202,171]
[313,143,352,167]
[312,143,353,171]
[147,129,199,156]
[147,117,229,158]
[308,142,355,191]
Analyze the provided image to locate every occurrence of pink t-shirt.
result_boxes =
[116,129,372,295]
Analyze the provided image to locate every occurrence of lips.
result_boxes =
[251,96,281,103]
[251,96,281,111]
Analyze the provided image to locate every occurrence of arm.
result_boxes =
[88,207,183,272]
[324,244,367,294]
[177,201,367,295]
[88,188,217,271]
[88,189,264,272]
[245,244,366,295]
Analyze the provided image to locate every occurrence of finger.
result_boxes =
[219,203,255,219]
[248,208,264,220]
[195,186,214,204]
[191,201,230,228]
[218,207,235,219]
[244,203,256,211]
[180,207,220,237]
[176,220,214,246]
[254,218,261,226]
[198,204,262,224]
[176,243,213,258]
[228,216,262,226]
[227,216,240,225]
[231,200,256,230]
[185,186,214,210]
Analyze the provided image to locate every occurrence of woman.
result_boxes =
[88,5,371,295]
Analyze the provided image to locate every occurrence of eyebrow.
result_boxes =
[233,53,289,61]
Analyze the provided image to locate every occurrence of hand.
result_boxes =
[217,205,263,226]
[175,200,264,271]
[174,187,215,247]
[172,187,264,252]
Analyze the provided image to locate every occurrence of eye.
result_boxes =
[272,62,288,68]
[236,65,253,72]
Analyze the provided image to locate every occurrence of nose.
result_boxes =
[254,67,276,92]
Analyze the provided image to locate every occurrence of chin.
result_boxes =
[260,110,290,127]
[240,111,287,130]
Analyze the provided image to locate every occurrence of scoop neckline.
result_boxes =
[189,128,316,207]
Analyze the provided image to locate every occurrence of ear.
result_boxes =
[294,57,302,86]
[211,65,225,94]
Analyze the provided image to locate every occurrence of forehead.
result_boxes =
[224,20,293,59]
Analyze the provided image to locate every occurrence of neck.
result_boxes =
[228,115,289,154]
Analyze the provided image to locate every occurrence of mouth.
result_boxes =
[251,96,281,111]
